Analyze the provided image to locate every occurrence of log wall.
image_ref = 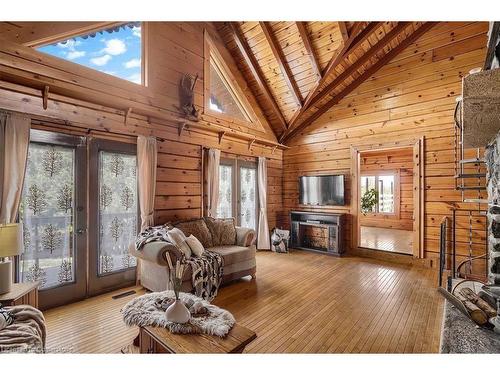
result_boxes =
[282,22,489,271]
[0,22,283,229]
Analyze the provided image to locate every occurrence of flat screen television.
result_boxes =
[299,175,345,206]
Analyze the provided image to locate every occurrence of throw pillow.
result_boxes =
[167,227,192,259]
[173,219,214,248]
[204,217,237,246]
[185,235,205,257]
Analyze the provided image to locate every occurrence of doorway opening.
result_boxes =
[351,140,424,258]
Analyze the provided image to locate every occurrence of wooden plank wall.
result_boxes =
[359,148,414,231]
[0,22,283,229]
[282,22,489,272]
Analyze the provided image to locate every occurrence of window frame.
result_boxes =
[33,22,147,87]
[360,170,400,218]
[216,157,259,230]
[203,30,263,129]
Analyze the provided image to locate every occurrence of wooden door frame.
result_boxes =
[350,137,425,258]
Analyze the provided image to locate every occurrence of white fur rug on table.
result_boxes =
[121,291,235,337]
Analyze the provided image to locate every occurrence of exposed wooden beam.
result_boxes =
[338,22,349,42]
[260,22,303,107]
[282,22,437,143]
[296,22,322,82]
[307,22,410,110]
[228,22,287,131]
[285,22,382,134]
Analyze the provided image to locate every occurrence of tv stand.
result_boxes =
[289,211,345,256]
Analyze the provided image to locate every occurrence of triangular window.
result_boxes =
[204,31,262,128]
[209,57,251,122]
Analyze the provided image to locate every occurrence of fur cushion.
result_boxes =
[173,219,214,248]
[167,228,192,259]
[185,235,205,257]
[204,217,237,246]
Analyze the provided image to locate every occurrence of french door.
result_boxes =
[18,130,87,309]
[18,130,138,309]
[217,158,258,230]
[88,139,138,295]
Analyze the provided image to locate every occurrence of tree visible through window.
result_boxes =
[36,22,142,84]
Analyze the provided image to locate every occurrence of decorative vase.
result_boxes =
[166,299,191,324]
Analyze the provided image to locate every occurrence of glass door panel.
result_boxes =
[18,130,87,309]
[238,164,257,230]
[98,151,137,275]
[88,139,138,295]
[217,164,233,219]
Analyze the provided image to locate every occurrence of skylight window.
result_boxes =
[36,22,143,85]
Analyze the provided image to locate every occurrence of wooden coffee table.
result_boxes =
[138,323,256,353]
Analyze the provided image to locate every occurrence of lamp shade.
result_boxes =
[0,223,23,258]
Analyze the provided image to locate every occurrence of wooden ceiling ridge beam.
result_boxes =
[338,22,349,42]
[306,21,411,110]
[280,22,380,141]
[295,22,322,82]
[281,22,437,143]
[260,22,303,107]
[228,22,288,132]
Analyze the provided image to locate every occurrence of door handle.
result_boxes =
[76,228,87,235]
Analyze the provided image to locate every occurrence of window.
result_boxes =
[204,31,264,130]
[216,159,258,230]
[209,58,250,122]
[360,173,398,215]
[36,22,143,85]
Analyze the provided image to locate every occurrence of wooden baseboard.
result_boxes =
[349,247,433,268]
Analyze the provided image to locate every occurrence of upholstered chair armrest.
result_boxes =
[129,241,182,267]
[235,227,256,247]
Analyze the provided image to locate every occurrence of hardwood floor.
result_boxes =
[43,250,444,353]
[360,226,413,255]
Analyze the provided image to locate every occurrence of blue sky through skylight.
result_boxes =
[37,24,142,84]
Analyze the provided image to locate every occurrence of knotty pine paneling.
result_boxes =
[0,22,283,229]
[282,22,489,273]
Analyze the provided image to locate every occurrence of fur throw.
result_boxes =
[122,291,235,337]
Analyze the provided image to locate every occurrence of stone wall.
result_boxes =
[486,131,500,285]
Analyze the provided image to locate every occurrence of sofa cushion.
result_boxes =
[209,245,256,266]
[172,218,213,248]
[204,217,237,246]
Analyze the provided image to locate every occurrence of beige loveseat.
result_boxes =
[129,217,256,292]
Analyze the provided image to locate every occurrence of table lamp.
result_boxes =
[0,223,23,294]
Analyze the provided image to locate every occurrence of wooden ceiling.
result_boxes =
[215,21,436,143]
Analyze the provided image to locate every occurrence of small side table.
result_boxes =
[0,282,40,308]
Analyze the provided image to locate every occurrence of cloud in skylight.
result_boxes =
[102,39,127,55]
[131,26,141,38]
[66,50,86,60]
[91,54,112,66]
[127,73,141,84]
[124,58,141,68]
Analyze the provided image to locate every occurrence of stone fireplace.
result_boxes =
[484,131,500,333]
